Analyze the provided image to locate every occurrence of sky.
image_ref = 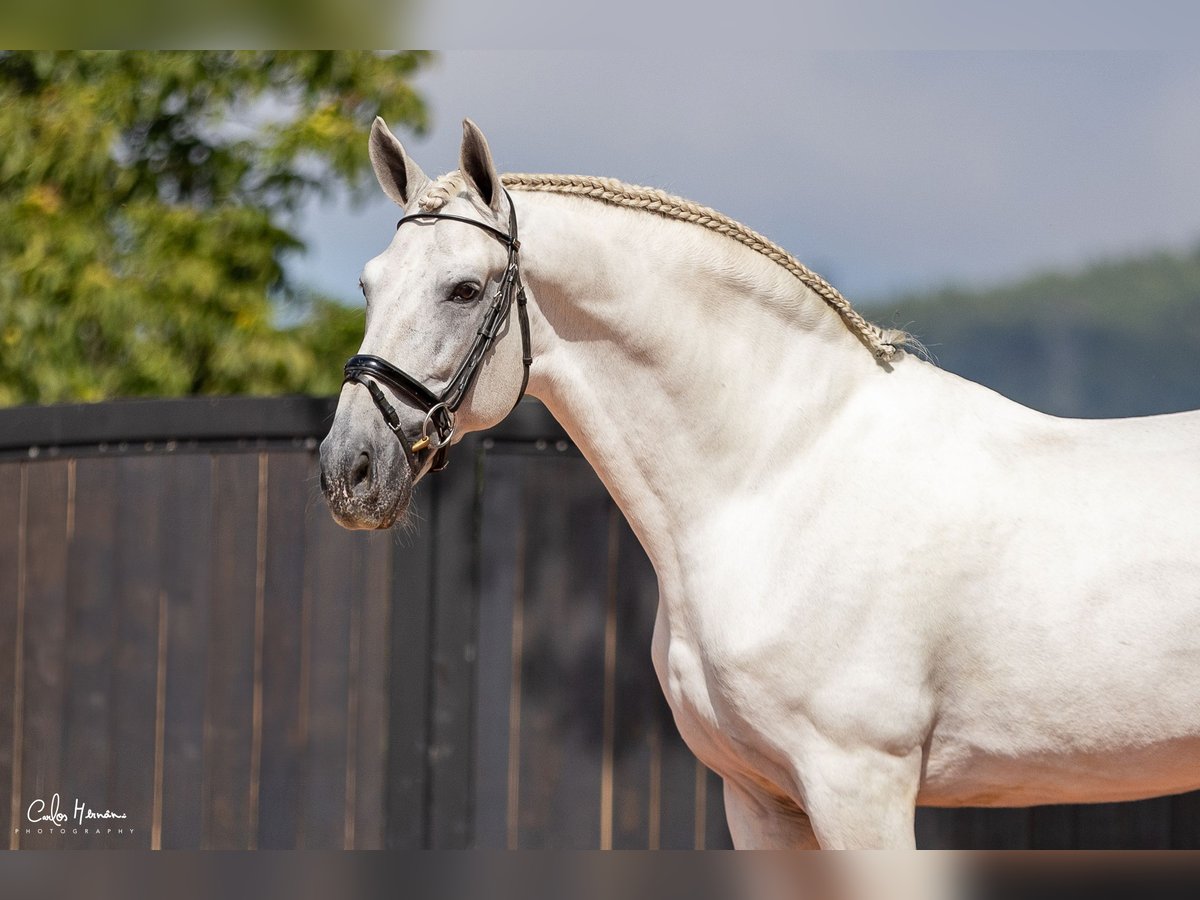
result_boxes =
[292,51,1200,308]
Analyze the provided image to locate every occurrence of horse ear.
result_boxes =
[369,116,429,207]
[459,118,503,213]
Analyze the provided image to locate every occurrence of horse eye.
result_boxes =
[450,281,482,303]
[357,278,366,297]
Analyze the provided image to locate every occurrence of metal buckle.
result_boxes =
[410,402,454,454]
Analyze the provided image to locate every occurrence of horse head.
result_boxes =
[320,117,530,529]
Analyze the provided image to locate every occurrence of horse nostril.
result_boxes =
[350,451,372,491]
[319,468,329,494]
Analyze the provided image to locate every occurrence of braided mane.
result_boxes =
[417,171,908,362]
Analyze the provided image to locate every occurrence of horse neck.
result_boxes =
[515,192,884,576]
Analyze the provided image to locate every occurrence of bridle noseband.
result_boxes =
[342,191,532,473]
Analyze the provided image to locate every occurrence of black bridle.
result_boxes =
[342,191,532,473]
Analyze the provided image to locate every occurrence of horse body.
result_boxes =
[515,187,1200,846]
[321,118,1200,848]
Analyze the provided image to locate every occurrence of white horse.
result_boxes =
[320,117,1200,849]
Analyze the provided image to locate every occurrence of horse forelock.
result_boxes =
[416,172,468,212]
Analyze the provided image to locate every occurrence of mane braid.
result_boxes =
[418,172,466,212]
[502,173,907,362]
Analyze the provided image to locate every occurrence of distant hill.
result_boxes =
[875,245,1200,419]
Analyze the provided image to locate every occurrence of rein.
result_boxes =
[342,191,532,473]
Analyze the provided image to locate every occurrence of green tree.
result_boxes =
[0,50,428,405]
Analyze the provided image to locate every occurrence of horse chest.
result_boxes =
[650,602,793,780]
[651,617,714,740]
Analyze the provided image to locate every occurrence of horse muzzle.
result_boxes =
[318,429,413,530]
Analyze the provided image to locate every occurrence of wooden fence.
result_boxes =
[0,396,1195,849]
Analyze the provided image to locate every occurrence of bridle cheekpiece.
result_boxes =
[342,190,532,473]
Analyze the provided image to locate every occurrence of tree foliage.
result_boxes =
[0,50,428,405]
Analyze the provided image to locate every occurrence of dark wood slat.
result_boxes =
[299,490,359,848]
[255,452,311,849]
[916,808,1020,849]
[0,464,22,839]
[549,465,609,847]
[1076,797,1172,849]
[470,453,523,849]
[511,456,565,849]
[606,491,697,851]
[105,455,165,849]
[60,459,117,845]
[514,456,610,848]
[0,396,337,453]
[158,453,213,848]
[384,484,435,849]
[919,798,1177,850]
[341,530,366,850]
[964,807,1031,849]
[1030,804,1078,849]
[351,529,394,849]
[17,460,70,849]
[426,440,483,849]
[1170,790,1200,849]
[609,513,660,849]
[202,453,260,848]
[0,394,562,455]
[704,767,732,848]
[655,691,699,850]
[915,807,961,849]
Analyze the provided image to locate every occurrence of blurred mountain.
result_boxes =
[877,245,1200,419]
